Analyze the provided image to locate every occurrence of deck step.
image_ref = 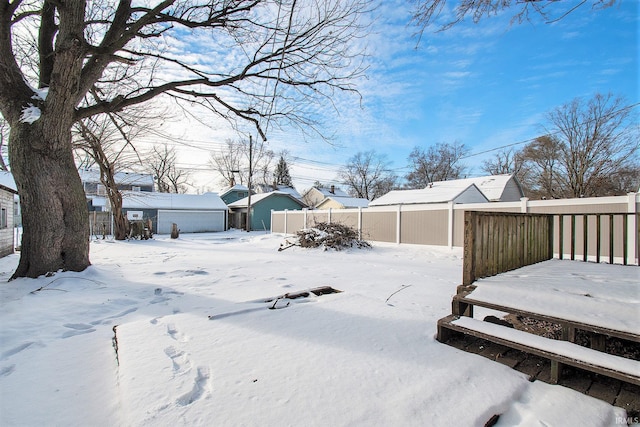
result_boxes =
[438,314,640,386]
[452,294,640,343]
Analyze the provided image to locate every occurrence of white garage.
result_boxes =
[121,191,228,234]
[157,209,225,234]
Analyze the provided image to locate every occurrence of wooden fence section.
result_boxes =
[462,211,554,286]
[90,211,113,238]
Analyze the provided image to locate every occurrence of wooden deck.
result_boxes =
[437,211,640,416]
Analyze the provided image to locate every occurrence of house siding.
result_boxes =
[500,178,524,202]
[221,191,249,205]
[454,186,489,204]
[316,199,344,209]
[0,189,15,257]
[251,196,303,231]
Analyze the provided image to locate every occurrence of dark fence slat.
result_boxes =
[559,215,564,260]
[596,214,601,264]
[583,214,588,262]
[610,214,614,265]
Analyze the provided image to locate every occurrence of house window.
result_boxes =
[97,184,106,196]
[0,207,7,229]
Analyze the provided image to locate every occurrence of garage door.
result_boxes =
[157,210,225,234]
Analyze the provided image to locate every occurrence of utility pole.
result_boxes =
[245,135,253,232]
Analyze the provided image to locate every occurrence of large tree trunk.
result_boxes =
[9,121,90,279]
[3,1,91,279]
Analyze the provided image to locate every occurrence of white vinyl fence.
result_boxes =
[272,193,639,265]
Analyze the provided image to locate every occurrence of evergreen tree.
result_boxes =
[274,156,293,186]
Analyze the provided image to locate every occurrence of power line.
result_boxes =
[460,102,640,160]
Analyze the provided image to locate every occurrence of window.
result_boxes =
[0,207,7,229]
[132,186,141,192]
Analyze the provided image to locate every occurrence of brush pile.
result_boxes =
[279,222,371,251]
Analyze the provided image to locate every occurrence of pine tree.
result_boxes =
[274,156,293,186]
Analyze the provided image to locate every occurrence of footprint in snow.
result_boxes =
[176,366,210,406]
[63,323,94,330]
[62,328,96,338]
[164,346,190,374]
[90,307,139,325]
[0,365,15,377]
[61,323,96,338]
[166,323,188,342]
[1,341,42,360]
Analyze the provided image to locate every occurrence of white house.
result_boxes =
[0,171,17,257]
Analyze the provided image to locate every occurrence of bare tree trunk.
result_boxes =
[9,122,90,279]
[105,180,128,240]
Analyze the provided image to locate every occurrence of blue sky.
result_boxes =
[173,0,638,192]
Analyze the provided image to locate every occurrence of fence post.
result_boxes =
[627,193,638,265]
[448,201,454,248]
[303,208,308,229]
[520,197,529,213]
[284,209,288,234]
[358,207,362,241]
[396,205,401,244]
[328,208,332,224]
[462,211,476,286]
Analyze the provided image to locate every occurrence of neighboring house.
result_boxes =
[93,191,228,234]
[220,184,250,205]
[253,183,303,202]
[316,196,369,209]
[228,191,307,231]
[79,169,154,211]
[369,182,488,207]
[0,171,17,257]
[301,185,349,208]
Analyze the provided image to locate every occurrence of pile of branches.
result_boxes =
[279,222,371,251]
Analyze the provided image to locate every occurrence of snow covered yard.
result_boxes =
[0,231,628,426]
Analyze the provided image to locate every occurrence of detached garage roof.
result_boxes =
[449,174,524,202]
[121,191,227,210]
[369,182,488,206]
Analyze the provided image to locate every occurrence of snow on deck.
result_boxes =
[451,316,640,377]
[468,259,640,334]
